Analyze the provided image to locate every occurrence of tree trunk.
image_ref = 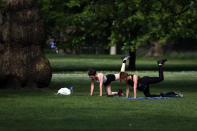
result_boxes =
[0,0,52,88]
[128,50,136,71]
[110,45,117,55]
[145,42,164,57]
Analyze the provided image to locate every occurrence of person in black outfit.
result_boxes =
[120,59,167,98]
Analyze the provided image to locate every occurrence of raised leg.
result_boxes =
[120,56,130,72]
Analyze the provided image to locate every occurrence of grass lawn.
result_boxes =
[0,71,197,131]
[46,54,197,71]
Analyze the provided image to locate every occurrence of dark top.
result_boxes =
[103,74,115,86]
[127,74,144,91]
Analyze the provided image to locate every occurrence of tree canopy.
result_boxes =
[0,0,7,11]
[37,0,197,51]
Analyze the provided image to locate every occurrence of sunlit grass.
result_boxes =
[1,52,197,130]
[46,54,197,71]
[0,71,197,130]
[0,70,197,130]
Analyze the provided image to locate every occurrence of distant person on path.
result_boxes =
[50,40,55,49]
[120,59,169,98]
[88,56,130,96]
[50,40,59,54]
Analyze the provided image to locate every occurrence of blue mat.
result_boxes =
[120,97,171,99]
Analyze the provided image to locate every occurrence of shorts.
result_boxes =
[103,74,116,86]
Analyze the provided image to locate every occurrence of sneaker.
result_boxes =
[157,59,167,66]
[176,93,183,98]
[121,56,130,62]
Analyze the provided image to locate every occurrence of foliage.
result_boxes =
[37,0,197,51]
[0,0,7,11]
[37,0,111,49]
[109,0,197,51]
[170,1,197,40]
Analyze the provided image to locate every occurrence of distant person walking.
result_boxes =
[50,40,58,54]
[50,40,55,49]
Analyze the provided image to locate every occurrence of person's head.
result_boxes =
[120,72,129,83]
[88,68,97,79]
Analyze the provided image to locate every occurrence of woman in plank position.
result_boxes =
[88,56,130,96]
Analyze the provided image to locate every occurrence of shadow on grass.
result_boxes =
[0,104,196,131]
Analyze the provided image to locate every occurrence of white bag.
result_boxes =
[57,88,71,95]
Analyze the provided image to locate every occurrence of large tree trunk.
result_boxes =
[0,0,52,88]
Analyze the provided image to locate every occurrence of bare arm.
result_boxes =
[99,73,104,96]
[126,84,130,98]
[133,75,138,99]
[90,79,94,96]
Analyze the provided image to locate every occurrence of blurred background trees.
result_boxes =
[38,0,197,69]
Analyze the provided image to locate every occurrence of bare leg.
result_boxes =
[120,63,126,72]
[112,92,118,95]
[106,85,118,95]
[120,56,130,72]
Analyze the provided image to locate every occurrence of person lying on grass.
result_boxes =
[88,56,130,96]
[120,59,168,99]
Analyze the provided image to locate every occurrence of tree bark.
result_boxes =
[0,0,52,88]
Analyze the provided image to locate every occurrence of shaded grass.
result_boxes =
[0,95,196,131]
[0,71,197,130]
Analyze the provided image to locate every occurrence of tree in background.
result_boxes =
[168,1,197,42]
[37,0,113,53]
[109,0,197,69]
[38,0,197,70]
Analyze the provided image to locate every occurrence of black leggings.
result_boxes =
[138,66,164,97]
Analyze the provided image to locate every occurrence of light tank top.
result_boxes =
[96,73,107,83]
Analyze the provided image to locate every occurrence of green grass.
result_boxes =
[45,54,197,71]
[0,71,197,131]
